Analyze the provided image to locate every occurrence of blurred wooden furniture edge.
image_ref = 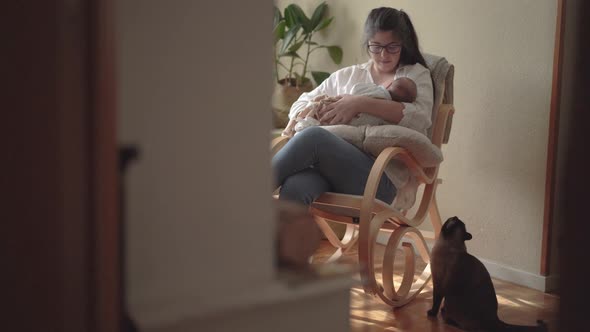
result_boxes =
[274,200,323,269]
[271,128,284,139]
[272,199,357,308]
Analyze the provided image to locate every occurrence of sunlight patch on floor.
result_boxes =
[497,295,523,307]
[512,297,543,308]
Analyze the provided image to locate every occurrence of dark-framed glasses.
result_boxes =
[367,43,402,54]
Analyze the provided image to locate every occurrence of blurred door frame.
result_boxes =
[4,0,120,331]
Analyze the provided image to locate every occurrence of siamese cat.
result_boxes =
[428,216,547,332]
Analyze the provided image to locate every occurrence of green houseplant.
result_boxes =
[271,2,343,127]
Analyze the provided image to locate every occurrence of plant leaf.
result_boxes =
[315,16,333,31]
[286,4,311,33]
[305,41,318,45]
[310,2,327,31]
[273,6,282,28]
[288,40,305,53]
[273,20,286,43]
[327,46,343,64]
[284,5,297,28]
[279,51,301,59]
[280,24,300,54]
[311,71,330,86]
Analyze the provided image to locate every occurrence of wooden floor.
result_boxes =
[312,240,559,332]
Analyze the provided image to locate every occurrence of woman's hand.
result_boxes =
[317,95,364,125]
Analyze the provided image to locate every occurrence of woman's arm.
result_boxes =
[288,76,336,120]
[318,95,405,125]
[319,63,433,134]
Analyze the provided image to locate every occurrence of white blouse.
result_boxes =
[288,60,434,136]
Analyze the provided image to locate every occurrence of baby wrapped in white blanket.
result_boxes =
[281,77,417,137]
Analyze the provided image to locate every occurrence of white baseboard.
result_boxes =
[478,258,547,292]
[376,230,557,293]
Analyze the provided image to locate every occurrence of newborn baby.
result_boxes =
[282,77,417,137]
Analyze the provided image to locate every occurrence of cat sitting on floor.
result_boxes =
[428,216,547,332]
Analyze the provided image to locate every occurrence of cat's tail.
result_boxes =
[500,319,548,332]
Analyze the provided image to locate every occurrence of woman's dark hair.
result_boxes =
[362,7,427,68]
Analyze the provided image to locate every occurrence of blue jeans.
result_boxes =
[272,126,396,205]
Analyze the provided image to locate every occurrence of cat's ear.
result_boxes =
[464,231,472,241]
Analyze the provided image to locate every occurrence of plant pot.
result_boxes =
[271,79,313,128]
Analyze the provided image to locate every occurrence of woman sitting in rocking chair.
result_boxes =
[272,7,433,207]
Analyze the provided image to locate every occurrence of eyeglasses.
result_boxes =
[367,43,402,54]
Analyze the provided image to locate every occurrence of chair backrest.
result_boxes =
[423,54,454,143]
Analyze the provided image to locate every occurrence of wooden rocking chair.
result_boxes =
[271,54,455,308]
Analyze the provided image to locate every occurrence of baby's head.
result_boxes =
[388,77,417,103]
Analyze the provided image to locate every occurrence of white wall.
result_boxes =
[117,0,276,313]
[276,0,557,275]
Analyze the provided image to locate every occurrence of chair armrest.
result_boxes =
[271,135,290,157]
[431,104,455,147]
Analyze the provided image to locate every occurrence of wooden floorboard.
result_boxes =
[312,240,559,332]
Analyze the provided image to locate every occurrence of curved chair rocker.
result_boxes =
[271,54,455,308]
